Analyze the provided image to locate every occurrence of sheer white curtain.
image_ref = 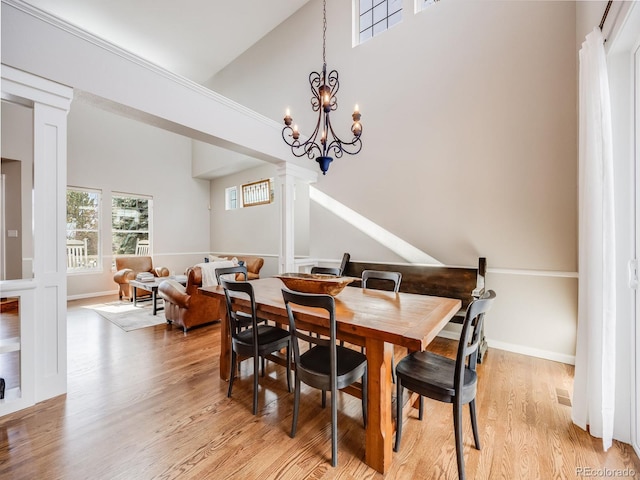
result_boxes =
[572,26,616,451]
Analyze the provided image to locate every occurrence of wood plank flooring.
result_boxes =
[1,295,638,479]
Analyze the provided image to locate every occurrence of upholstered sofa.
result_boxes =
[158,265,222,332]
[207,254,264,280]
[113,256,170,300]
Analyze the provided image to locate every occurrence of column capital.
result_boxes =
[276,161,318,184]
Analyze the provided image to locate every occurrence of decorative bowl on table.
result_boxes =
[275,272,358,296]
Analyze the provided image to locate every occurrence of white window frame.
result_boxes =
[111,192,152,256]
[225,186,238,210]
[66,186,101,273]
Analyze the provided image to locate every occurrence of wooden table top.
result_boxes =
[201,277,461,351]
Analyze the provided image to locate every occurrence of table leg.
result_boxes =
[133,286,138,306]
[364,337,394,474]
[219,306,231,381]
[152,288,158,315]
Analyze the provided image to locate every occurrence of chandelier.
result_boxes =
[282,0,363,175]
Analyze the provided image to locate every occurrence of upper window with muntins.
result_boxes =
[358,0,402,44]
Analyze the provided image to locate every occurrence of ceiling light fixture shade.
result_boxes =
[282,0,362,175]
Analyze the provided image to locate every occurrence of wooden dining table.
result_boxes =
[200,277,461,474]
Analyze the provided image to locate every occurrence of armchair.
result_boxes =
[158,265,222,332]
[113,256,169,300]
[207,255,264,280]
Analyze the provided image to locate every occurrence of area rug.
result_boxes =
[84,300,167,331]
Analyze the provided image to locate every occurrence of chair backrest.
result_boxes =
[310,266,341,276]
[215,265,248,284]
[66,238,88,269]
[135,238,150,256]
[361,270,402,292]
[338,252,350,276]
[455,290,496,389]
[220,278,258,340]
[282,288,337,384]
[115,255,153,273]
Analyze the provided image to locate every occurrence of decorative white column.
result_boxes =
[1,64,73,415]
[275,162,317,273]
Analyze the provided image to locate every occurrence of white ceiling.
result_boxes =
[24,0,311,83]
[20,0,312,178]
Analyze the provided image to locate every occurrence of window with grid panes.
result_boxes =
[66,187,101,272]
[358,0,402,44]
[111,193,151,255]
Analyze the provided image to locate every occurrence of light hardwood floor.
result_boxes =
[1,295,638,479]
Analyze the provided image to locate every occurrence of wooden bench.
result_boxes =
[341,255,488,362]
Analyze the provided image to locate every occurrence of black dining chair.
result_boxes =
[282,288,368,467]
[361,269,402,292]
[310,266,341,276]
[221,278,291,415]
[215,264,248,284]
[361,269,402,381]
[394,290,496,480]
[216,264,270,374]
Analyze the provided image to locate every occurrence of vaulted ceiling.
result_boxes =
[23,0,312,84]
[18,0,312,177]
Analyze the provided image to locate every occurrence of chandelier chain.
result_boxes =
[322,0,327,66]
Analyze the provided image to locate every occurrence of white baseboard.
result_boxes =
[67,290,118,301]
[436,331,576,365]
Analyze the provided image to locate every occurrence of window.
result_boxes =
[416,0,440,13]
[112,193,151,255]
[225,186,238,210]
[242,179,273,207]
[66,187,100,272]
[358,0,402,44]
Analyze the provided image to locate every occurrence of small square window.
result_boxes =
[356,0,403,45]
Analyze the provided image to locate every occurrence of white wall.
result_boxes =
[66,99,211,298]
[207,162,312,277]
[209,0,579,362]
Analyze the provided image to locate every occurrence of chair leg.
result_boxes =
[331,387,338,467]
[285,344,291,393]
[322,390,326,408]
[418,395,424,420]
[470,399,481,450]
[227,350,237,398]
[361,368,367,428]
[253,355,259,415]
[261,356,266,377]
[394,379,403,452]
[291,376,301,438]
[453,401,466,480]
[391,353,396,384]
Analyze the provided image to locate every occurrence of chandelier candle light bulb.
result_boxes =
[281,0,363,175]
